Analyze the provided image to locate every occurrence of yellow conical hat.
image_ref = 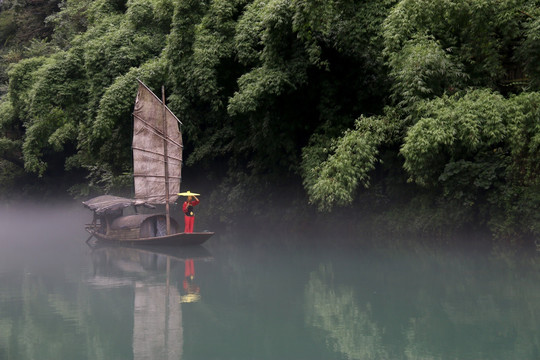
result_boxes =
[177,191,200,196]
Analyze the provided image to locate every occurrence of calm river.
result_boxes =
[1,202,539,359]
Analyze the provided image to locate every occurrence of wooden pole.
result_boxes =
[165,256,170,349]
[162,86,171,235]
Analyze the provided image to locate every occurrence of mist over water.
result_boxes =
[0,202,88,273]
[1,200,539,359]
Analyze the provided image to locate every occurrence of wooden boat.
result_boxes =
[83,81,214,245]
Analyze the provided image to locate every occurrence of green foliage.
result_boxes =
[519,15,540,89]
[68,162,132,197]
[0,0,59,45]
[387,35,468,111]
[0,137,22,158]
[1,0,540,240]
[190,0,242,109]
[401,90,513,187]
[302,115,400,211]
[299,0,540,239]
[383,0,536,100]
[86,0,127,19]
[82,16,165,110]
[400,89,540,236]
[6,51,86,176]
[126,0,155,29]
[22,107,72,175]
[159,0,392,178]
[0,0,170,188]
[0,9,17,45]
[7,56,48,120]
[45,0,92,48]
[0,100,16,130]
[228,65,305,116]
[291,0,396,64]
[86,57,167,170]
[0,159,24,194]
[30,50,87,117]
[0,0,62,97]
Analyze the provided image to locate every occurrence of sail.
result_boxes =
[133,81,182,204]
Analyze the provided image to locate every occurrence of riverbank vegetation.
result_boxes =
[0,0,539,241]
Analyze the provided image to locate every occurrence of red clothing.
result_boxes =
[183,199,200,233]
[182,199,200,214]
[184,216,195,233]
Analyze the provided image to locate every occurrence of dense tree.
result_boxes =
[0,0,539,238]
[0,0,393,191]
[301,0,540,238]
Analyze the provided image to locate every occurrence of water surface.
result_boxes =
[0,203,539,359]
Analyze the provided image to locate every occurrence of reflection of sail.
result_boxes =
[305,264,388,360]
[133,282,182,360]
[89,245,213,360]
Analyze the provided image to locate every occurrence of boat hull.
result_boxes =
[86,228,214,246]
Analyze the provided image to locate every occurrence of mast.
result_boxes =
[161,86,171,235]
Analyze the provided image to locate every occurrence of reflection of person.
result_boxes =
[182,195,200,233]
[182,259,200,303]
[185,259,195,280]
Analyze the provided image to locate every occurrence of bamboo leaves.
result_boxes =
[302,116,397,211]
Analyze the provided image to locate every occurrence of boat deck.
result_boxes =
[86,226,214,246]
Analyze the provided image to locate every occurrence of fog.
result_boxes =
[0,201,90,273]
[1,199,540,360]
[0,201,88,243]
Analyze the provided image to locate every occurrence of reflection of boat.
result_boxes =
[83,81,214,245]
[89,243,212,298]
[88,243,212,359]
[89,241,214,264]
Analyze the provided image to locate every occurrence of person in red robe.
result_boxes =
[182,194,200,233]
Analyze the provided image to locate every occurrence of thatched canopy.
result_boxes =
[82,195,154,216]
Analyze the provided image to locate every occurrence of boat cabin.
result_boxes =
[108,214,179,240]
[83,195,179,240]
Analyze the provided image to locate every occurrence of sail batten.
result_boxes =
[132,147,183,163]
[133,81,182,204]
[133,114,184,148]
[133,175,183,180]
